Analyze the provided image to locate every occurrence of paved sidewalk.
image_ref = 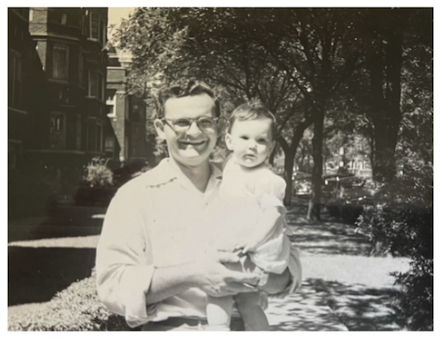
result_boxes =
[8,206,411,331]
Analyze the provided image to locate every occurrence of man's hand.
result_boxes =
[193,251,260,297]
[232,237,261,255]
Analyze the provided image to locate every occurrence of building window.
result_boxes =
[29,9,33,21]
[87,121,103,152]
[61,13,67,25]
[78,53,84,86]
[100,17,106,45]
[53,44,69,80]
[76,115,82,150]
[88,70,98,97]
[90,12,99,40]
[98,72,104,101]
[58,86,70,104]
[96,124,103,152]
[89,12,106,45]
[8,50,22,109]
[50,112,67,148]
[88,70,104,100]
[105,136,115,152]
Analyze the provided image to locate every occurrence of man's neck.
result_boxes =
[173,159,211,192]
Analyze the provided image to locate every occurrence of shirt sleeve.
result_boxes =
[95,183,155,328]
[256,173,287,210]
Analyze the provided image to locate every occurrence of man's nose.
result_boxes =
[186,120,202,135]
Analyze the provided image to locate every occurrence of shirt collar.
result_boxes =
[142,157,222,188]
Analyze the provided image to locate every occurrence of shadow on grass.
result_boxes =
[288,222,372,256]
[315,279,404,331]
[8,246,96,306]
[267,279,348,331]
[267,278,404,331]
[285,203,372,256]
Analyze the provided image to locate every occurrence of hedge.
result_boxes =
[8,270,131,331]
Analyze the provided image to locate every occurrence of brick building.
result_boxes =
[9,8,110,188]
[105,46,148,167]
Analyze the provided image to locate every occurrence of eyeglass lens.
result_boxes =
[168,117,217,131]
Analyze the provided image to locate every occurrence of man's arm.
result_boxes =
[97,185,262,327]
[146,251,261,303]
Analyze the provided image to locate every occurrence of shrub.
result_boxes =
[74,157,116,207]
[84,157,113,188]
[8,270,131,331]
[356,165,432,330]
[326,200,364,225]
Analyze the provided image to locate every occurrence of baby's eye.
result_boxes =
[257,138,267,143]
[240,136,249,140]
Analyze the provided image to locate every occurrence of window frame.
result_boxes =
[76,115,82,150]
[52,43,69,80]
[49,111,67,149]
[9,49,23,109]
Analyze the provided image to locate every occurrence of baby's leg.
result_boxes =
[234,292,270,331]
[206,295,234,331]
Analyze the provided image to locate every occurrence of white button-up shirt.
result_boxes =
[96,157,302,328]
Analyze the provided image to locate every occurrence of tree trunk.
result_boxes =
[307,110,325,221]
[279,116,314,206]
[367,9,408,183]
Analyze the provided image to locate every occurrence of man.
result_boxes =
[96,80,302,331]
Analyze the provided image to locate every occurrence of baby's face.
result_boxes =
[226,117,275,168]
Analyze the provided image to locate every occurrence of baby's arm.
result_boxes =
[234,205,283,254]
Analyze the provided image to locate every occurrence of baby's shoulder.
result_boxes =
[252,167,285,192]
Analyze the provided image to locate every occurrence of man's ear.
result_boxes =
[154,119,166,140]
[225,133,234,151]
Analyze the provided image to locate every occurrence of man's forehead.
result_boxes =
[164,93,216,115]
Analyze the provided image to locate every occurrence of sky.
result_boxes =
[108,7,135,27]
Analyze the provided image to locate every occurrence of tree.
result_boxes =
[246,8,363,219]
[114,8,313,204]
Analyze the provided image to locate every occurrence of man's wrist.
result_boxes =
[185,261,202,288]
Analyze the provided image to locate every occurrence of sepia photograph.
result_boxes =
[7,4,433,332]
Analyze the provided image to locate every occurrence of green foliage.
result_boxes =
[83,157,114,188]
[8,270,130,331]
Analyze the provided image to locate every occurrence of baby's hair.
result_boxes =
[157,79,220,117]
[228,99,277,139]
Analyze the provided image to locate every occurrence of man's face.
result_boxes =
[155,93,218,167]
[225,117,275,168]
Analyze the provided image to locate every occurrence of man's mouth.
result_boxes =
[180,140,206,146]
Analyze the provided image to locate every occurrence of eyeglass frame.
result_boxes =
[161,116,225,134]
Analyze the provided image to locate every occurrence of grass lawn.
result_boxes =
[8,205,412,330]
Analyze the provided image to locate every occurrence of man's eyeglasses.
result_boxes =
[161,117,224,133]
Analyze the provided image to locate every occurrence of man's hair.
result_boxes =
[228,100,277,138]
[157,80,220,117]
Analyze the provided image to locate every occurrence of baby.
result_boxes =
[205,101,291,331]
